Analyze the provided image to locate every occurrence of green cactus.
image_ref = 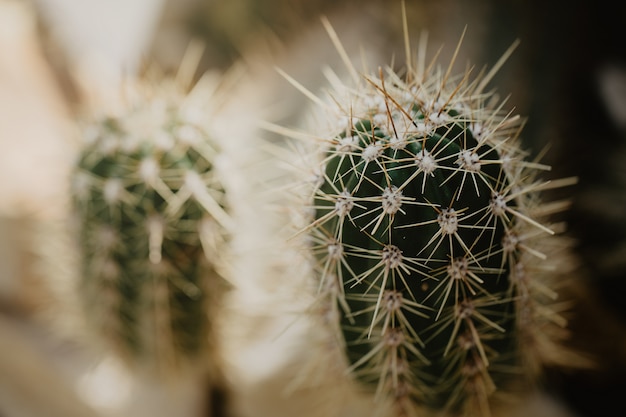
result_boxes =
[71,75,230,375]
[285,24,578,417]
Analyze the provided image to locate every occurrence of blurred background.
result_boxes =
[1,0,626,416]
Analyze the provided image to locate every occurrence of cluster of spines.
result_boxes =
[71,83,229,375]
[294,50,573,416]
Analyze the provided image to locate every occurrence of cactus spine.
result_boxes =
[71,71,230,375]
[284,22,578,417]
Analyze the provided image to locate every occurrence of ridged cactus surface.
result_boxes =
[288,28,577,417]
[71,79,229,375]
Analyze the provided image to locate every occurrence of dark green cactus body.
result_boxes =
[285,21,579,416]
[313,101,521,410]
[73,104,227,373]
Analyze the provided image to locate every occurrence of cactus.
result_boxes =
[280,20,580,417]
[70,70,231,376]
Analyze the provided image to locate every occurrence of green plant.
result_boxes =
[70,68,231,377]
[281,19,580,417]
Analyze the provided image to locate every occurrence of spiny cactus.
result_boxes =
[70,69,231,376]
[280,21,580,417]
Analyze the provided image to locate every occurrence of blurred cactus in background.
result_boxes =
[70,56,232,378]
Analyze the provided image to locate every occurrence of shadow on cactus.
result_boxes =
[273,14,585,417]
[71,58,232,377]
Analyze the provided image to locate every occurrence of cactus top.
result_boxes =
[293,42,573,416]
